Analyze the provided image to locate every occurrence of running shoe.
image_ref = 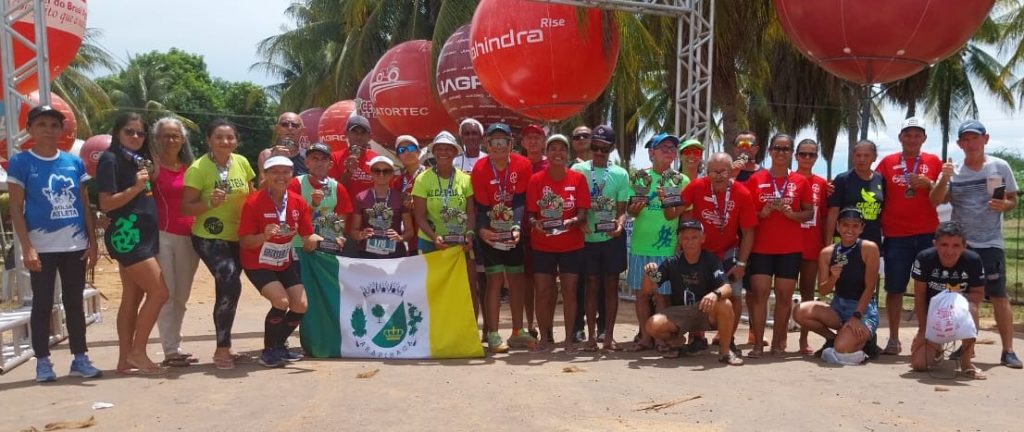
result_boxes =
[487,331,509,354]
[259,349,286,368]
[69,354,102,378]
[36,357,56,383]
[507,329,539,349]
[1001,351,1023,369]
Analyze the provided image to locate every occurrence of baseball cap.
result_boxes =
[679,138,704,151]
[957,119,987,137]
[485,122,511,136]
[900,117,926,132]
[646,132,680,148]
[679,218,704,232]
[591,125,614,143]
[346,114,371,132]
[837,207,865,223]
[545,134,570,148]
[306,142,331,157]
[522,124,545,137]
[26,105,65,126]
[263,155,294,170]
[395,135,419,147]
[428,130,463,155]
[366,155,397,170]
[460,118,484,134]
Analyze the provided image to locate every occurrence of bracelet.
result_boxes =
[735,261,747,267]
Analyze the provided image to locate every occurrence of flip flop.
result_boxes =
[580,340,599,352]
[116,367,140,376]
[213,356,235,370]
[231,353,254,363]
[662,348,683,359]
[529,341,551,353]
[161,355,196,367]
[962,368,987,380]
[628,341,654,352]
[603,340,622,351]
[719,352,745,366]
[563,343,579,355]
[747,349,763,359]
[135,365,168,376]
[799,347,815,356]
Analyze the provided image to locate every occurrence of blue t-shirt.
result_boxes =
[7,150,89,252]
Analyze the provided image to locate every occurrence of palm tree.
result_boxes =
[97,58,196,131]
[51,28,116,138]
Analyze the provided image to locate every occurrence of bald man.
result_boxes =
[258,112,308,182]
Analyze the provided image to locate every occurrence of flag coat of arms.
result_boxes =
[299,247,484,359]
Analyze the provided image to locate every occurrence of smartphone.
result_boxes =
[993,186,1006,200]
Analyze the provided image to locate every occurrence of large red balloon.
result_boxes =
[437,25,531,134]
[368,40,457,142]
[470,0,619,121]
[356,73,398,150]
[298,107,324,148]
[317,100,356,153]
[0,0,87,99]
[775,0,995,84]
[80,134,111,177]
[1,92,77,160]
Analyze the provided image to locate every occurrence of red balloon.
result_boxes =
[80,134,111,177]
[368,40,457,142]
[356,73,398,150]
[317,100,356,153]
[1,92,77,160]
[437,25,532,133]
[299,107,324,149]
[0,0,87,99]
[775,0,995,84]
[470,0,619,121]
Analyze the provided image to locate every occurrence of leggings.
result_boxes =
[191,235,242,348]
[31,250,88,358]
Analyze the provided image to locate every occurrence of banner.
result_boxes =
[299,247,484,359]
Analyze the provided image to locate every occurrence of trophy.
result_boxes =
[440,206,469,244]
[592,195,617,233]
[645,266,662,283]
[659,169,685,208]
[365,202,397,255]
[281,137,296,154]
[738,153,750,164]
[537,190,566,235]
[346,144,365,171]
[314,212,346,255]
[834,251,849,267]
[487,202,516,249]
[629,169,652,206]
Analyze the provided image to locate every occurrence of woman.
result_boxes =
[526,134,591,353]
[151,117,200,367]
[8,105,100,382]
[824,140,884,252]
[794,139,830,355]
[392,135,425,256]
[743,134,814,358]
[182,119,256,370]
[96,112,170,375]
[351,156,414,258]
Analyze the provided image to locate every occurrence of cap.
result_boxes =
[264,155,294,170]
[545,134,570,148]
[346,114,371,132]
[957,119,987,137]
[366,155,397,170]
[307,142,332,157]
[837,207,865,223]
[646,132,680,148]
[900,117,926,132]
[591,125,614,143]
[679,138,704,151]
[460,118,484,134]
[428,130,463,155]
[26,105,65,126]
[485,122,511,136]
[679,218,704,232]
[522,124,545,137]
[395,135,419,147]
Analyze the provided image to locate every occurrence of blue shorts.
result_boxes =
[626,254,671,295]
[882,233,934,294]
[831,296,879,334]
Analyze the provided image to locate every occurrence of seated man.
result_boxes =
[909,221,986,379]
[642,219,743,365]
[794,208,881,365]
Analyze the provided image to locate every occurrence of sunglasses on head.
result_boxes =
[573,134,591,141]
[797,151,818,158]
[122,128,147,138]
[590,144,612,153]
[278,121,301,129]
[489,138,511,147]
[396,143,419,155]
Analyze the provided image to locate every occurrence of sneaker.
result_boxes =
[487,331,509,354]
[69,354,103,378]
[258,348,286,368]
[596,331,606,343]
[36,357,57,383]
[507,329,539,349]
[528,328,539,340]
[573,329,586,343]
[1001,351,1023,369]
[281,348,304,362]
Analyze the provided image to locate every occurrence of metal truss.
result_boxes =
[0,0,52,152]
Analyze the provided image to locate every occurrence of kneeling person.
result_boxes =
[642,219,742,365]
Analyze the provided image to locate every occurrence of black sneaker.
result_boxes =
[814,339,835,358]
[730,341,742,358]
[686,337,709,355]
[1001,351,1023,369]
[863,334,881,360]
[596,331,606,343]
[573,330,586,343]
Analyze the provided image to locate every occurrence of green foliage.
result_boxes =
[371,304,385,323]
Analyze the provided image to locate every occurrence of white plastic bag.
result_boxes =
[925,290,977,344]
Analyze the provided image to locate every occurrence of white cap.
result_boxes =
[395,135,419,147]
[428,130,463,155]
[459,118,483,134]
[263,155,294,170]
[900,117,926,132]
[366,155,397,170]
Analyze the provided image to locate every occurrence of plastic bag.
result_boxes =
[925,290,977,344]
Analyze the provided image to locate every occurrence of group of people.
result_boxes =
[8,103,1021,382]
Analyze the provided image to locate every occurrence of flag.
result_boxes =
[299,247,484,359]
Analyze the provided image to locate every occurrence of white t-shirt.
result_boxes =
[453,151,486,173]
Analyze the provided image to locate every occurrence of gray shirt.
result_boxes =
[948,155,1018,248]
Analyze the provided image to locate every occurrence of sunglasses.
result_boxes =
[770,147,793,153]
[682,148,703,158]
[797,152,818,159]
[278,121,301,129]
[590,145,612,153]
[736,140,754,149]
[122,128,147,138]
[573,134,591,141]
[489,138,511,147]
[396,144,419,155]
[371,168,393,175]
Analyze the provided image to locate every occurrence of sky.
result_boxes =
[88,0,1024,176]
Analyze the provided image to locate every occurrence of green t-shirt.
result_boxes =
[630,169,689,256]
[292,175,342,248]
[411,168,474,241]
[184,153,255,241]
[572,161,630,243]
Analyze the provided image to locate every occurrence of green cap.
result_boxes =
[678,139,704,151]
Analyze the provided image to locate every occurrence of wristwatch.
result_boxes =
[711,290,722,299]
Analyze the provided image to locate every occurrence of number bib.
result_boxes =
[366,237,397,255]
[259,241,292,267]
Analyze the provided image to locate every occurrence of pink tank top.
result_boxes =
[153,165,195,235]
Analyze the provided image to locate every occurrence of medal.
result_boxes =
[904,188,916,198]
[901,155,921,200]
[275,191,290,236]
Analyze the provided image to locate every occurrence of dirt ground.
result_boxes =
[2,260,1023,432]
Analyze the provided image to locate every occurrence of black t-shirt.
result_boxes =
[910,247,985,302]
[96,150,158,223]
[828,169,884,244]
[655,250,726,306]
[735,167,763,183]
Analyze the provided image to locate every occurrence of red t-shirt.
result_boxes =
[682,177,758,256]
[471,154,533,206]
[876,152,942,237]
[745,170,813,255]
[328,147,379,205]
[799,173,830,260]
[286,176,354,216]
[526,169,591,252]
[238,189,314,271]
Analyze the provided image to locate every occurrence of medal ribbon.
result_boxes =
[710,180,732,232]
[902,155,921,191]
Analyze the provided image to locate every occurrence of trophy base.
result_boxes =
[316,239,345,256]
[442,235,467,245]
[661,196,684,208]
[541,219,565,235]
[494,231,514,242]
[595,221,617,233]
[629,196,648,207]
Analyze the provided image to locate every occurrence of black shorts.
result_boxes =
[532,248,584,275]
[479,240,525,274]
[105,214,159,266]
[971,247,1008,298]
[244,262,301,292]
[583,235,627,276]
[748,252,801,279]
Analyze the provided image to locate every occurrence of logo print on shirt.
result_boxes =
[42,174,79,219]
[858,188,881,220]
[652,226,674,249]
[110,214,140,253]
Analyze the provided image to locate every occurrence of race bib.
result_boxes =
[366,237,397,255]
[259,241,292,267]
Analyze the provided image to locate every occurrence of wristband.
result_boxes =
[735,261,746,267]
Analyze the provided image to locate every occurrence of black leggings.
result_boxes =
[191,236,242,348]
[31,250,88,358]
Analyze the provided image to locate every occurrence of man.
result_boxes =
[521,124,548,172]
[930,120,1021,369]
[287,143,354,261]
[520,122,547,339]
[454,118,487,173]
[679,138,704,180]
[681,152,757,356]
[641,219,743,365]
[258,112,308,182]
[571,125,592,165]
[328,114,379,204]
[572,124,628,350]
[569,124,596,342]
[909,221,987,379]
[876,117,943,355]
[730,131,762,182]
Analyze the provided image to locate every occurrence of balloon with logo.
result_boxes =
[774,0,994,84]
[356,73,398,150]
[368,40,458,142]
[1,91,77,161]
[317,100,357,153]
[437,25,531,133]
[79,134,111,177]
[298,107,324,149]
[469,0,619,121]
[0,0,87,99]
